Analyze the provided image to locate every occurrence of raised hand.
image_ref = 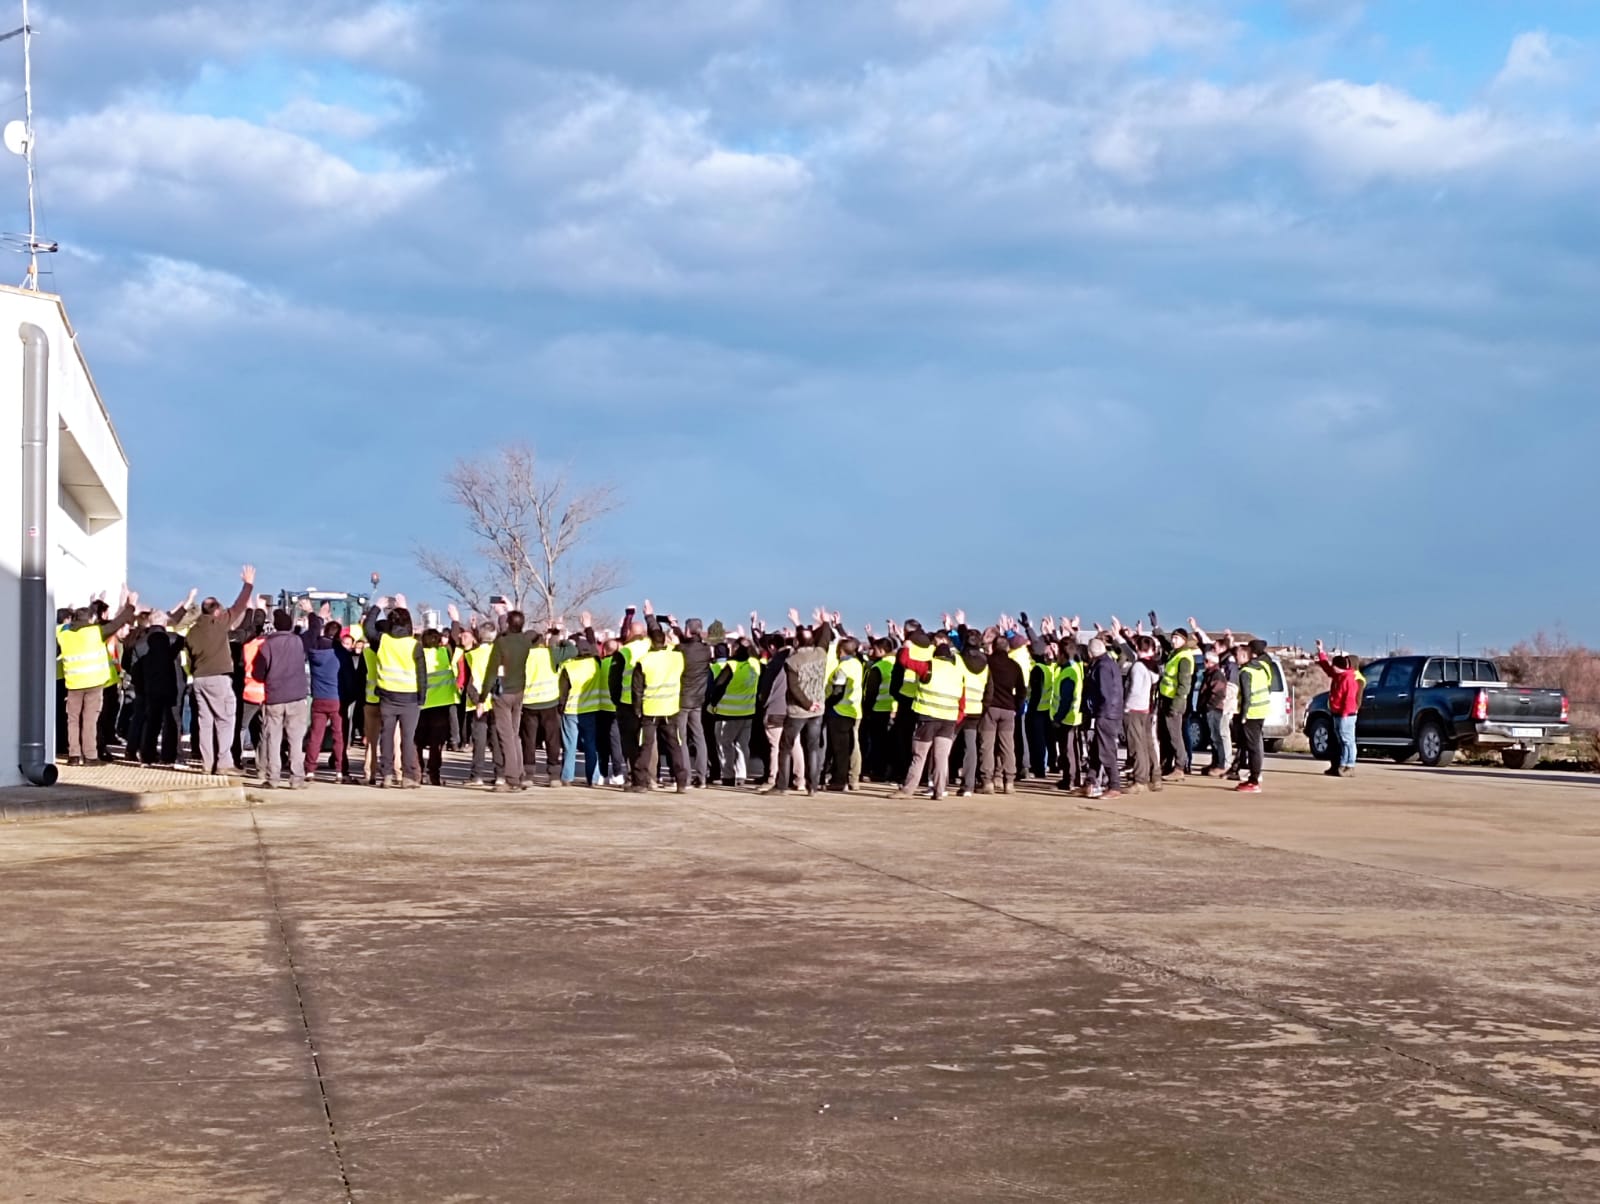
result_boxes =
[863,622,875,637]
[394,593,408,610]
[377,595,393,610]
[1315,638,1325,653]
[955,609,966,626]
[942,612,952,629]
[812,606,825,625]
[241,564,256,586]
[185,587,199,604]
[643,598,654,616]
[1110,614,1122,634]
[126,590,139,609]
[493,598,509,616]
[297,597,314,615]
[788,607,801,627]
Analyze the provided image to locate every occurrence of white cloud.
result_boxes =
[268,97,388,140]
[47,102,445,222]
[1493,30,1577,90]
[892,0,1009,36]
[1047,0,1233,66]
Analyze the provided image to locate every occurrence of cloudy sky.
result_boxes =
[8,0,1599,651]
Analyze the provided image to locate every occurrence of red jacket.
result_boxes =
[1318,653,1362,716]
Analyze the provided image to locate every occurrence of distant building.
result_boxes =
[0,286,127,787]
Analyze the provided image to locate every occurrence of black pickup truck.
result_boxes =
[1304,655,1569,769]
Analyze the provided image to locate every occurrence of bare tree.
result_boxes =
[415,444,622,625]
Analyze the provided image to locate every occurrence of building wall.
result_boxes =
[0,287,128,786]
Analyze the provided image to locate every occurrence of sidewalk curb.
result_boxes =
[1,785,251,824]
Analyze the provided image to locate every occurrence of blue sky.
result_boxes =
[6,0,1599,653]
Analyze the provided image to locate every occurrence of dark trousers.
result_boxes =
[1242,718,1266,785]
[617,709,643,786]
[1158,699,1188,775]
[520,705,563,785]
[888,704,918,781]
[595,710,622,779]
[956,717,980,791]
[469,710,497,781]
[306,698,346,778]
[673,707,709,786]
[1013,712,1029,779]
[1125,712,1157,786]
[416,706,451,784]
[1058,724,1084,789]
[777,714,823,793]
[860,709,892,780]
[1091,719,1122,791]
[139,696,182,764]
[980,707,1017,786]
[1025,708,1051,777]
[1230,713,1246,774]
[637,714,687,788]
[493,692,526,786]
[379,697,421,783]
[825,711,856,789]
[97,685,120,759]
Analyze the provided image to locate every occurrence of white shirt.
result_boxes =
[1126,661,1156,715]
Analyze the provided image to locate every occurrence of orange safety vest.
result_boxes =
[242,637,266,705]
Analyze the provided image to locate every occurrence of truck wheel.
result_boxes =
[1501,748,1539,770]
[1305,717,1334,761]
[1264,738,1284,754]
[1416,720,1455,767]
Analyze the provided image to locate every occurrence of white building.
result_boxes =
[0,284,127,787]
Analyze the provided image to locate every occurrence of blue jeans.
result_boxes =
[561,711,600,783]
[1337,715,1358,769]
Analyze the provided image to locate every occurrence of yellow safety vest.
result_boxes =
[869,657,896,713]
[596,654,617,713]
[913,658,963,722]
[1159,648,1197,701]
[55,622,66,680]
[616,638,649,705]
[363,646,379,705]
[709,659,759,719]
[59,625,113,690]
[423,647,460,709]
[560,656,604,714]
[1009,646,1033,693]
[1242,661,1273,721]
[961,662,989,718]
[465,644,494,712]
[375,635,419,695]
[1058,662,1084,726]
[524,646,560,706]
[639,648,684,717]
[832,657,864,720]
[1037,662,1061,717]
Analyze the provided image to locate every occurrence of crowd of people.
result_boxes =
[54,566,1328,799]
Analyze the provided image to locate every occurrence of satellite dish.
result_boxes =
[3,120,28,157]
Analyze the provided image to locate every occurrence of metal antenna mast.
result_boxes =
[20,0,33,289]
[1,1,53,288]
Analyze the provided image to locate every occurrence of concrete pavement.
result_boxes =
[1,757,1596,1201]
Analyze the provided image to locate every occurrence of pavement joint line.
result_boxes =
[1071,799,1600,918]
[247,805,355,1204]
[690,801,1600,1137]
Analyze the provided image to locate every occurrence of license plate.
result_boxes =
[1510,727,1540,738]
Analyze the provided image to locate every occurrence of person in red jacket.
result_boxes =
[1316,639,1364,777]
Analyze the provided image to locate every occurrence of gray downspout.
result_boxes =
[19,322,56,785]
